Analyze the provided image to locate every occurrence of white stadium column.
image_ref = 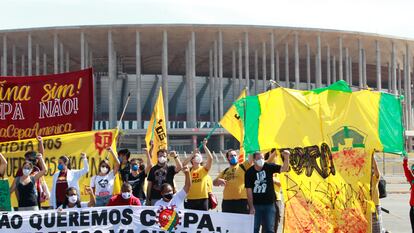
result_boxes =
[35,44,40,75]
[294,33,300,88]
[2,35,7,76]
[54,33,58,74]
[244,32,249,93]
[376,41,381,91]
[262,42,267,91]
[306,44,311,90]
[81,32,85,69]
[162,30,169,126]
[285,42,289,87]
[28,34,32,75]
[338,37,343,81]
[12,44,16,76]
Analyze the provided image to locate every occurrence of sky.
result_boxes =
[1,0,413,39]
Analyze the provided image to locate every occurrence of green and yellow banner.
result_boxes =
[235,81,405,232]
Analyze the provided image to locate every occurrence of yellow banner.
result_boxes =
[145,89,168,164]
[0,129,119,207]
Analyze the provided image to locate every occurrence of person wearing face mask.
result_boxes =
[10,153,46,211]
[245,150,290,233]
[90,147,120,206]
[213,149,253,214]
[118,149,132,182]
[155,166,191,209]
[58,186,96,210]
[107,182,141,206]
[403,156,414,232]
[51,153,89,209]
[125,146,153,205]
[181,138,213,210]
[147,149,182,206]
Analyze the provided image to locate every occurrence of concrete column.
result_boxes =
[12,44,16,76]
[327,45,331,85]
[108,31,117,128]
[262,42,267,91]
[2,35,6,76]
[213,40,218,123]
[244,32,249,91]
[358,39,363,89]
[89,51,93,68]
[391,42,397,95]
[85,42,89,68]
[135,31,142,130]
[276,49,280,83]
[59,42,64,73]
[376,41,381,91]
[362,49,367,88]
[54,34,58,74]
[209,49,214,123]
[35,44,40,75]
[270,32,275,81]
[65,51,69,72]
[232,49,236,99]
[238,40,243,91]
[162,30,169,126]
[285,42,289,87]
[332,56,336,83]
[306,44,311,90]
[21,55,25,76]
[218,31,223,119]
[43,53,47,75]
[28,34,32,75]
[406,43,412,129]
[190,32,196,127]
[398,63,402,94]
[349,56,353,86]
[81,32,85,69]
[294,34,300,88]
[316,36,322,87]
[339,37,343,81]
[345,48,349,83]
[388,63,391,93]
[254,49,258,94]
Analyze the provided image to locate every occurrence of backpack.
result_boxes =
[378,176,387,199]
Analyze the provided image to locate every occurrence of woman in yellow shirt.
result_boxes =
[184,138,213,210]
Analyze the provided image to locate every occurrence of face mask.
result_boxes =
[100,167,109,174]
[68,195,78,204]
[163,192,173,201]
[23,168,32,176]
[194,155,203,164]
[122,192,131,199]
[131,164,139,171]
[229,156,238,165]
[58,164,65,171]
[255,159,265,167]
[158,156,167,164]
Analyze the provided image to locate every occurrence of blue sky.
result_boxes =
[1,0,413,38]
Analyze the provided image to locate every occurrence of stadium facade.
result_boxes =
[0,24,413,152]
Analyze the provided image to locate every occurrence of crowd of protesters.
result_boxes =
[0,135,401,233]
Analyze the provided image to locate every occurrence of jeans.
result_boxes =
[254,203,276,233]
[95,195,111,207]
[410,206,414,233]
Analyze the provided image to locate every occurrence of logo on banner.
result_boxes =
[94,132,113,155]
[156,206,181,232]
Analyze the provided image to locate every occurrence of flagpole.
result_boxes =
[117,91,132,130]
[198,123,220,151]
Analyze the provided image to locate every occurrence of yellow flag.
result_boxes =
[219,89,247,161]
[145,89,168,164]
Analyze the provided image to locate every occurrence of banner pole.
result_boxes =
[117,92,132,130]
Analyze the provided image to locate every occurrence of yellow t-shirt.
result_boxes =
[273,174,282,201]
[371,174,380,206]
[187,166,209,200]
[217,161,252,200]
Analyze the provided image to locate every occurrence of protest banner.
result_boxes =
[0,205,254,233]
[235,81,405,232]
[0,129,119,208]
[0,68,94,142]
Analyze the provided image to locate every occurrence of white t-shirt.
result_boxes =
[154,189,187,209]
[90,171,116,197]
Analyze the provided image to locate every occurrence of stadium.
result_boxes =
[0,24,412,152]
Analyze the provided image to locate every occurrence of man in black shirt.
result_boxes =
[245,150,290,233]
[118,149,132,182]
[147,150,182,206]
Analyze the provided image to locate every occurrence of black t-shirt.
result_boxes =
[147,164,176,200]
[245,163,282,205]
[119,163,131,182]
[126,171,147,199]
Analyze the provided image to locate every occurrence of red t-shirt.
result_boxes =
[403,159,414,206]
[55,170,69,206]
[107,194,141,206]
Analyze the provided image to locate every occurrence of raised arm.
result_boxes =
[34,153,46,181]
[182,152,194,167]
[107,147,120,175]
[37,136,44,156]
[85,187,96,207]
[246,188,255,215]
[182,166,192,193]
[266,149,277,163]
[280,150,290,173]
[0,153,7,177]
[170,151,182,173]
[403,156,414,183]
[372,154,380,178]
[203,139,213,172]
[144,146,153,175]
